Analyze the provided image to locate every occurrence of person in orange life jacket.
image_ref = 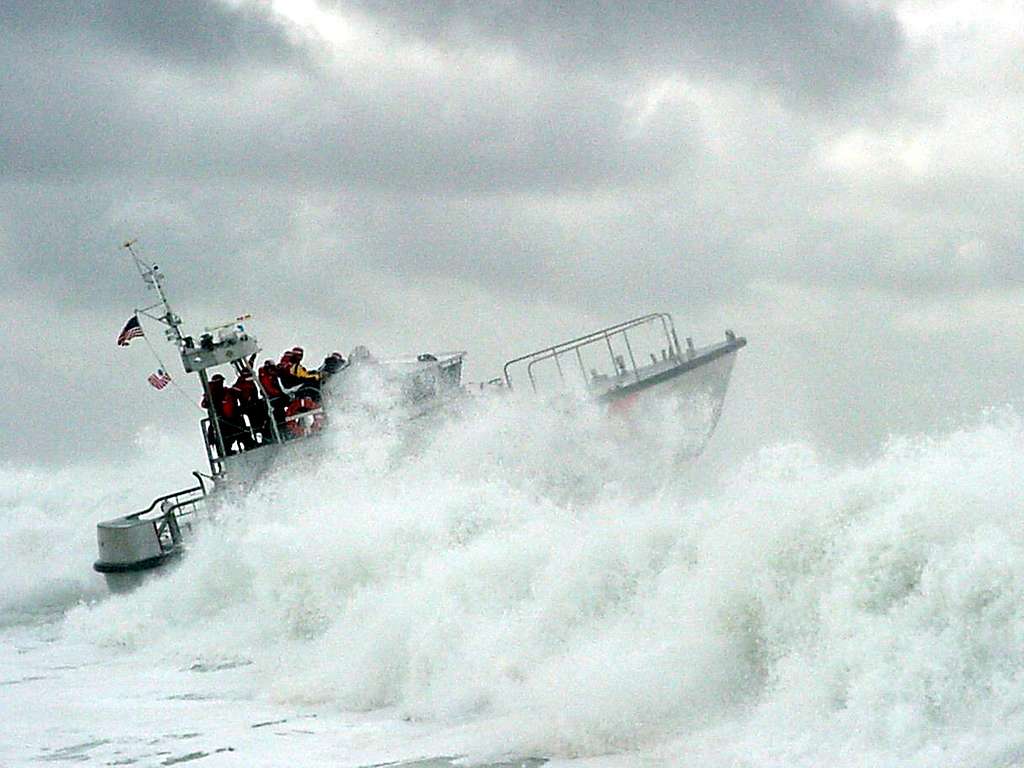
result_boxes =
[233,370,267,442]
[274,351,310,441]
[202,374,254,455]
[258,359,284,399]
[258,359,288,432]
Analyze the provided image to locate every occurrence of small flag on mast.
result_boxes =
[116,315,143,347]
[147,368,172,390]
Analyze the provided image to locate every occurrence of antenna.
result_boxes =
[123,240,184,348]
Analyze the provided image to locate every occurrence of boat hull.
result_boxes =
[93,484,204,592]
[94,548,182,593]
[600,338,744,456]
[600,339,741,404]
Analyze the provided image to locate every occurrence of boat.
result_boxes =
[93,245,746,591]
[501,313,745,450]
[93,245,466,591]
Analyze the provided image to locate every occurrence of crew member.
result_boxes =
[285,346,322,399]
[319,351,346,381]
[258,359,288,433]
[233,369,266,443]
[202,374,254,455]
[276,350,301,394]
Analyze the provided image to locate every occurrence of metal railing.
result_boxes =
[200,418,225,477]
[162,487,206,522]
[503,313,682,393]
[127,482,207,553]
[126,485,205,521]
[199,399,326,472]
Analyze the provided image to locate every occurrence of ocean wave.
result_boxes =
[44,402,1024,764]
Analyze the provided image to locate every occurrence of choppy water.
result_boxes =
[3,396,1024,767]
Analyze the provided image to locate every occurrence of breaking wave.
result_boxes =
[15,397,1024,765]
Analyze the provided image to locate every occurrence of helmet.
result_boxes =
[211,374,225,382]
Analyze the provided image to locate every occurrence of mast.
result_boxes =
[122,240,283,465]
[124,240,184,348]
[123,240,229,461]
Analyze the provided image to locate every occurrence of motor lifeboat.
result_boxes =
[93,246,745,591]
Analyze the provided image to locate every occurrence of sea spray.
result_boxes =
[0,427,200,625]
[56,404,1024,765]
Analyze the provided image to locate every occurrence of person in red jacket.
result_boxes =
[258,359,288,437]
[202,374,254,455]
[234,370,267,443]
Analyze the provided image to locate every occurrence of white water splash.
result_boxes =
[9,400,1024,766]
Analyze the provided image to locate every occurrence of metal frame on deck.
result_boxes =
[123,480,207,555]
[502,313,683,393]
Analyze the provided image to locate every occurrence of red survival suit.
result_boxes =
[202,374,254,455]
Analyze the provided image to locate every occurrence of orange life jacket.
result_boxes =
[258,364,283,398]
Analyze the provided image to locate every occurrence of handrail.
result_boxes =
[199,418,225,478]
[503,312,680,391]
[192,470,214,495]
[126,485,204,520]
[284,406,324,422]
[159,485,209,549]
[164,493,206,519]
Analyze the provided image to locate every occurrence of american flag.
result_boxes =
[117,315,143,346]
[147,368,172,390]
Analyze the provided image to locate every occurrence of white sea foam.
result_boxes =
[21,400,1024,765]
[0,427,199,626]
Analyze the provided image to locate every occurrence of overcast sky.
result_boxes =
[2,0,1023,467]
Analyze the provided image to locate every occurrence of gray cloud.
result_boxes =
[339,0,906,103]
[1,21,697,194]
[1,0,296,67]
[1,0,1023,466]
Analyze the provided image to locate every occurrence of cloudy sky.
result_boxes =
[2,0,1022,467]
